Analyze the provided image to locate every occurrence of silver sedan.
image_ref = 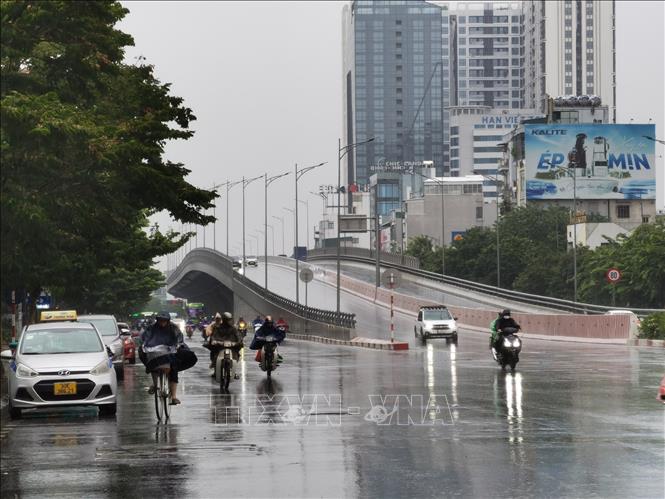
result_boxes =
[1,322,118,419]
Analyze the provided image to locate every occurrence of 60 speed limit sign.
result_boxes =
[606,268,622,283]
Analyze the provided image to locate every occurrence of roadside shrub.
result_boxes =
[638,312,665,339]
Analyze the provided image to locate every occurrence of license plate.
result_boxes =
[54,382,77,395]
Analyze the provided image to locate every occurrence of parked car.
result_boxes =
[414,306,458,343]
[1,321,118,419]
[117,322,135,365]
[78,314,125,380]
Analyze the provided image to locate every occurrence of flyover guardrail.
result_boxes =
[167,248,356,329]
[306,249,663,317]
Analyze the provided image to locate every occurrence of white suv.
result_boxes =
[415,306,458,344]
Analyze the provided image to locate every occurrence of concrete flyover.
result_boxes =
[166,248,355,341]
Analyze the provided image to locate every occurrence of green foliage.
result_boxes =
[638,312,665,340]
[410,204,663,308]
[1,1,217,317]
[578,221,665,308]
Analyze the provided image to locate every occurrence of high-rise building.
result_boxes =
[342,0,445,195]
[442,1,524,111]
[523,0,616,122]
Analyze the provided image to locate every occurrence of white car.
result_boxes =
[246,256,258,267]
[414,306,458,343]
[1,321,118,419]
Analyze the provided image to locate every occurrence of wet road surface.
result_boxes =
[2,331,663,498]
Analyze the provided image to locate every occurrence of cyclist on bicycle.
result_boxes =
[141,310,196,405]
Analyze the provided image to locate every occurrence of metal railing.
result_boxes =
[307,247,420,270]
[167,248,356,329]
[233,270,356,328]
[307,252,663,317]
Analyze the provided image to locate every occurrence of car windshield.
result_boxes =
[20,328,103,354]
[81,318,117,336]
[423,310,452,321]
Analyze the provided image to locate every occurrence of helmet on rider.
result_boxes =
[156,311,170,326]
[501,309,511,319]
[222,312,233,324]
[214,312,222,323]
[264,315,274,327]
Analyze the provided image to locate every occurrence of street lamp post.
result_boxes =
[312,191,327,249]
[264,171,290,292]
[479,174,502,288]
[298,199,310,251]
[242,175,262,273]
[272,215,285,255]
[412,168,445,277]
[295,162,326,305]
[213,179,244,255]
[337,137,374,314]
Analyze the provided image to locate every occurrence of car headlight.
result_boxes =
[90,359,112,375]
[16,362,39,378]
[503,338,512,348]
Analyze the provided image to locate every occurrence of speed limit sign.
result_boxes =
[606,267,622,283]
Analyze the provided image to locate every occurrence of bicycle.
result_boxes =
[143,345,175,422]
[152,366,171,422]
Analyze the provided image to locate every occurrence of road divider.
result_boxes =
[287,333,409,351]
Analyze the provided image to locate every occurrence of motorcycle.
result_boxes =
[259,334,280,378]
[210,340,240,393]
[491,326,522,371]
[185,324,193,339]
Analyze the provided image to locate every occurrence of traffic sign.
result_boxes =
[381,269,402,289]
[606,268,622,283]
[299,267,314,283]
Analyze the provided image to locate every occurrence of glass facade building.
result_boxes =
[342,0,446,197]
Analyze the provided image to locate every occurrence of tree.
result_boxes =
[1,1,217,317]
[404,235,438,272]
[578,221,665,308]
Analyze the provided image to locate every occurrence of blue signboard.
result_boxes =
[524,124,656,200]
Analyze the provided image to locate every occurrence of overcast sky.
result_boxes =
[117,0,665,270]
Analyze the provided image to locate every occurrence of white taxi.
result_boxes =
[1,312,117,419]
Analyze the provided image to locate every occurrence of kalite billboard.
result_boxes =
[524,124,656,200]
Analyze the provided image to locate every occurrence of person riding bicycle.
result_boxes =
[141,310,197,405]
[206,312,243,378]
[489,309,520,352]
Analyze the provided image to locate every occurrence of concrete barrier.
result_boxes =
[321,268,632,341]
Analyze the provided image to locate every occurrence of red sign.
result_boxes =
[348,183,358,193]
[606,268,622,283]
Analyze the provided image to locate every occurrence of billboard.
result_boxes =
[525,124,656,200]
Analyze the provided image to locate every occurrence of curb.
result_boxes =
[627,338,665,347]
[287,333,409,351]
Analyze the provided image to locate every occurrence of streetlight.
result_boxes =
[311,191,328,249]
[552,164,579,303]
[337,137,374,314]
[479,174,502,288]
[283,207,295,254]
[411,164,445,277]
[213,179,243,255]
[272,215,285,255]
[264,171,290,292]
[298,199,310,251]
[294,162,326,305]
[242,175,263,273]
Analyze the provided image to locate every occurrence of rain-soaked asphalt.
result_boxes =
[1,329,663,498]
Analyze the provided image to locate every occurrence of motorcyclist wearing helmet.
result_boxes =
[490,309,520,351]
[207,312,243,378]
[250,315,286,363]
[141,310,197,405]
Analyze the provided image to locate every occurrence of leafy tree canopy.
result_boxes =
[1,1,217,316]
